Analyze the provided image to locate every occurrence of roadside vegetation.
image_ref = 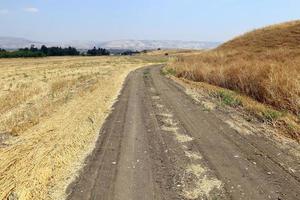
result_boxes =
[167,20,300,141]
[0,56,161,200]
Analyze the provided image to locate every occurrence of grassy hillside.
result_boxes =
[219,20,300,51]
[168,20,300,139]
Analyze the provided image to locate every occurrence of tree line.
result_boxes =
[86,47,110,56]
[0,45,111,58]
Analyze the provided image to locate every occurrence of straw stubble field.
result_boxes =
[0,56,155,199]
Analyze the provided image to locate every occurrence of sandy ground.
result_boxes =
[67,66,300,200]
[0,56,156,200]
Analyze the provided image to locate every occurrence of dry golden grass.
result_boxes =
[0,56,157,200]
[172,76,300,141]
[145,49,203,58]
[170,49,300,115]
[219,20,300,51]
[168,20,300,140]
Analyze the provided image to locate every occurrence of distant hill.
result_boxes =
[0,37,92,50]
[0,37,46,49]
[0,37,220,50]
[99,40,220,50]
[218,20,300,51]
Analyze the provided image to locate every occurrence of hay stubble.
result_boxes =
[0,56,153,199]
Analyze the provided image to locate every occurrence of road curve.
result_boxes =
[67,65,300,200]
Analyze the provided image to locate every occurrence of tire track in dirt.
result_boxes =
[67,65,300,200]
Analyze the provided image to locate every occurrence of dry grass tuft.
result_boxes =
[0,87,40,113]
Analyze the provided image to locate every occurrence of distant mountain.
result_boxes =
[99,40,220,50]
[0,37,46,49]
[60,40,100,50]
[0,37,94,50]
[0,37,220,50]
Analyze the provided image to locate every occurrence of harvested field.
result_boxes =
[0,56,156,200]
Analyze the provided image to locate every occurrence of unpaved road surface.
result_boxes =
[67,65,300,200]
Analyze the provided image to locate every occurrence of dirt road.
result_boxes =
[67,65,300,200]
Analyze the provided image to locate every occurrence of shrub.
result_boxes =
[217,91,242,107]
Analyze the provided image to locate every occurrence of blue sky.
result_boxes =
[0,0,300,42]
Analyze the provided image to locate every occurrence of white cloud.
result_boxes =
[23,7,39,13]
[0,9,9,15]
